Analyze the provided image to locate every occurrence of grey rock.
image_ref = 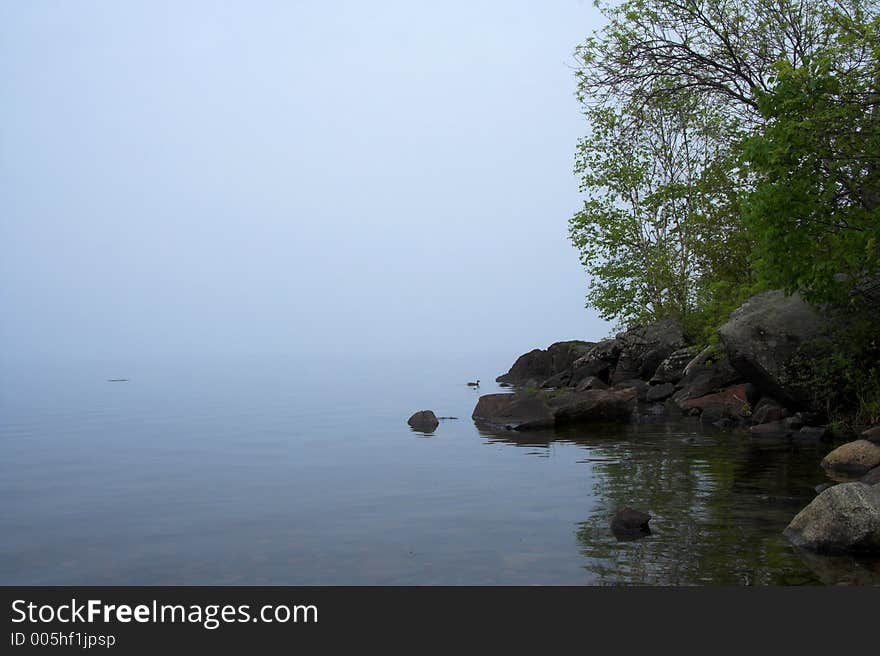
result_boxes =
[650,347,693,384]
[783,482,880,553]
[610,318,687,384]
[718,290,830,408]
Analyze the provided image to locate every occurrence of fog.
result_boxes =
[0,0,610,363]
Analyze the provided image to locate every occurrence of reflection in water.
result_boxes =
[476,417,880,585]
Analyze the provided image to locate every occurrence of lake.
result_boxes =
[2,351,878,585]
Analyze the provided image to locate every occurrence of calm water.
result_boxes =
[2,352,878,585]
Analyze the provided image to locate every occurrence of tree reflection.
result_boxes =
[475,418,880,585]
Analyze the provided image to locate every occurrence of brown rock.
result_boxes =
[821,440,880,475]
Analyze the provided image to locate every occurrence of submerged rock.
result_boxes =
[407,410,439,432]
[821,440,880,476]
[783,482,880,554]
[610,507,652,540]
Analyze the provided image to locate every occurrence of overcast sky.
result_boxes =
[0,0,610,362]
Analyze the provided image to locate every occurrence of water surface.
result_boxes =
[2,352,877,585]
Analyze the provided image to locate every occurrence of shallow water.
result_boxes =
[2,352,878,585]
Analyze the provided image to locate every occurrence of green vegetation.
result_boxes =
[569,0,880,422]
[570,0,879,332]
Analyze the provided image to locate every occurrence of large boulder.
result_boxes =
[471,393,555,431]
[472,388,636,431]
[610,318,687,384]
[821,440,880,476]
[718,290,830,408]
[496,341,594,386]
[783,482,880,553]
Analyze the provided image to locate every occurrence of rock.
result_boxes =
[574,376,609,392]
[751,397,790,425]
[650,347,693,384]
[679,384,757,423]
[815,483,835,494]
[784,416,805,430]
[540,371,570,389]
[783,482,880,553]
[407,410,439,432]
[471,393,555,431]
[822,440,880,475]
[496,341,594,386]
[749,420,795,439]
[552,388,638,425]
[613,379,650,401]
[610,318,687,384]
[646,382,676,402]
[472,387,637,431]
[796,426,831,442]
[862,426,880,444]
[861,467,880,485]
[610,507,652,539]
[718,290,830,408]
[568,339,621,386]
[671,353,741,405]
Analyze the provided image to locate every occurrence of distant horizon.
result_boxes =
[0,1,611,362]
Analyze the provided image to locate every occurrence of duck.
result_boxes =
[467,379,480,387]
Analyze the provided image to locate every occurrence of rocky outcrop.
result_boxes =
[717,290,830,408]
[783,482,880,553]
[496,341,594,386]
[610,318,687,384]
[472,388,636,431]
[407,410,439,432]
[821,440,880,476]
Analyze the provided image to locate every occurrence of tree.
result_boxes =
[568,87,752,332]
[742,7,880,302]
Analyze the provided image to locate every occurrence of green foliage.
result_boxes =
[788,308,880,427]
[572,0,880,351]
[569,88,753,332]
[742,21,880,302]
